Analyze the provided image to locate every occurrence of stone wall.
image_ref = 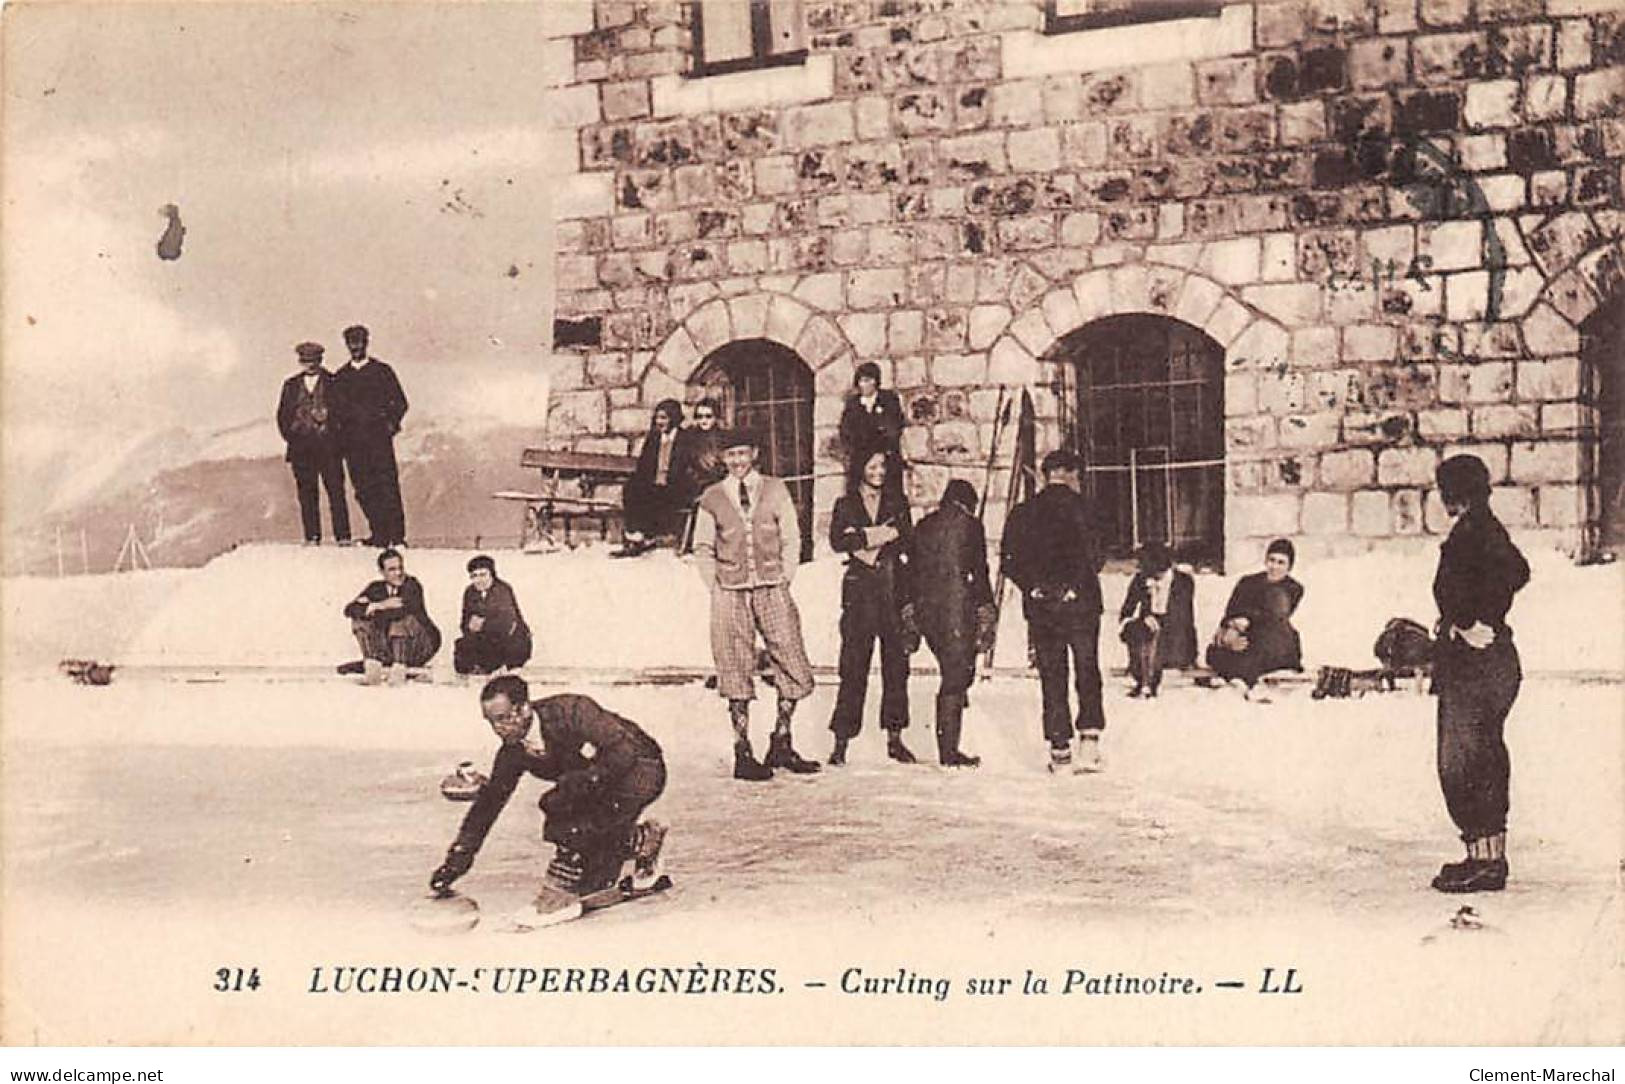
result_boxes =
[543,0,1625,566]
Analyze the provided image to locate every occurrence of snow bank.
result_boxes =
[8,539,1621,676]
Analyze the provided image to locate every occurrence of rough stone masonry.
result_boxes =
[543,0,1624,569]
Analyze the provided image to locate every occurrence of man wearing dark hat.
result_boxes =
[332,324,409,547]
[999,450,1107,773]
[1428,453,1530,893]
[276,341,352,545]
[692,427,820,781]
[911,478,997,767]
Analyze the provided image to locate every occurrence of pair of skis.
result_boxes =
[977,386,1038,675]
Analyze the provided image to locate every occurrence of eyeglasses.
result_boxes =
[695,413,715,420]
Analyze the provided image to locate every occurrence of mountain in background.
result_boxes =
[5,416,550,576]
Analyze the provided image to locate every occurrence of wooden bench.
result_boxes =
[497,449,639,551]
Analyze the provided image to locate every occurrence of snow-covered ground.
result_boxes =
[1,544,1621,1045]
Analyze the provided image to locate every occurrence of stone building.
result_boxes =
[542,0,1623,569]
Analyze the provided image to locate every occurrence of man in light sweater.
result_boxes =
[692,429,819,781]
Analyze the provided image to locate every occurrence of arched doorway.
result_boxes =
[1050,314,1226,566]
[1582,297,1624,557]
[690,338,816,562]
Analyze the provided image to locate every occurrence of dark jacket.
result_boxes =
[1432,504,1530,683]
[839,389,906,463]
[1433,505,1530,638]
[460,579,530,644]
[332,358,407,446]
[276,370,341,463]
[632,427,691,503]
[999,484,1104,618]
[829,488,914,611]
[450,694,663,858]
[1120,568,1198,668]
[1219,571,1303,671]
[911,501,992,642]
[343,575,440,643]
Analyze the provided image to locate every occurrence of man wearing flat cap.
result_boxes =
[332,324,409,547]
[692,428,820,781]
[276,341,351,545]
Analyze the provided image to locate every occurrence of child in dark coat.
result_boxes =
[1205,538,1304,692]
[1118,542,1197,698]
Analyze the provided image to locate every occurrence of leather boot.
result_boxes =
[886,730,918,764]
[935,693,979,767]
[732,740,773,781]
[764,732,820,773]
[829,736,849,767]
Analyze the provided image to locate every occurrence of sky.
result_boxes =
[3,1,569,480]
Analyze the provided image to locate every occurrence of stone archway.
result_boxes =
[1517,218,1624,560]
[644,290,857,556]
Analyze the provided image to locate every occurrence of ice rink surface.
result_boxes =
[2,545,1621,1045]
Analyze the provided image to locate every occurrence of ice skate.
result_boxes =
[506,884,585,931]
[764,732,820,774]
[940,749,980,768]
[828,737,848,767]
[886,732,917,764]
[624,820,668,892]
[1047,745,1072,773]
[1431,859,1508,893]
[1073,733,1103,774]
[361,658,385,685]
[387,662,406,686]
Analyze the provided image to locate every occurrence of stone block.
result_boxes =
[889,311,925,355]
[847,268,907,310]
[548,389,609,436]
[1196,57,1257,106]
[1231,492,1301,537]
[1537,484,1585,527]
[1009,128,1063,173]
[1230,320,1292,370]
[1420,221,1484,273]
[1522,304,1580,356]
[1378,446,1438,485]
[1418,408,1470,440]
[1342,324,1398,363]
[1416,31,1488,85]
[1510,440,1581,484]
[1352,38,1409,88]
[931,352,989,387]
[1351,490,1391,536]
[1558,19,1592,72]
[602,80,651,123]
[1575,68,1625,122]
[1471,404,1539,439]
[1517,356,1583,401]
[1199,238,1262,286]
[1486,486,1535,528]
[1320,448,1376,489]
[1227,416,1277,452]
[1464,80,1519,128]
[1279,411,1342,450]
[1301,492,1349,535]
[783,101,856,148]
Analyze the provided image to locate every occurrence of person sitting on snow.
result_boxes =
[453,554,532,676]
[339,547,441,684]
[1117,541,1197,699]
[1204,538,1304,694]
[429,677,668,924]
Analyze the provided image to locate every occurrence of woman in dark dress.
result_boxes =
[1118,541,1197,698]
[617,399,688,557]
[827,448,916,766]
[1205,538,1304,692]
[1428,454,1529,894]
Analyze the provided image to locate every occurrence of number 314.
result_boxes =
[214,967,262,992]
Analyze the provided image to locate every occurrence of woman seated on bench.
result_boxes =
[617,399,692,558]
[1205,538,1304,694]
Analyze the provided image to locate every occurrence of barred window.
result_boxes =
[691,0,806,77]
[1043,0,1223,35]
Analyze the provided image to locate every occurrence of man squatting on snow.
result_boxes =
[1429,453,1530,894]
[691,428,821,781]
[430,678,667,911]
[341,547,441,684]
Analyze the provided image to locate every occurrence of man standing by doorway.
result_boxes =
[276,341,351,546]
[1000,450,1107,773]
[334,324,409,547]
[692,429,820,781]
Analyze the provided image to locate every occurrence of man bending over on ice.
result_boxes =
[429,676,668,925]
